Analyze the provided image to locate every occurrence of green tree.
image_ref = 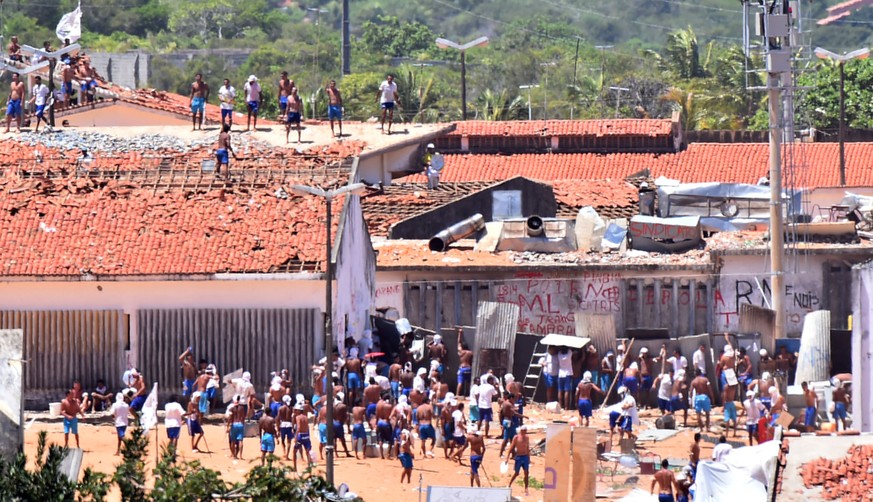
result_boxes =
[475,89,525,120]
[152,444,227,501]
[661,27,709,80]
[359,15,437,58]
[799,58,873,130]
[113,426,149,502]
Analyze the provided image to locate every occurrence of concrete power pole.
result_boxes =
[342,0,351,75]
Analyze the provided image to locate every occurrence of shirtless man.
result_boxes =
[77,59,98,104]
[440,398,456,459]
[638,348,654,408]
[399,363,415,401]
[775,346,796,383]
[623,362,641,398]
[768,386,786,426]
[398,426,414,483]
[375,398,394,459]
[432,373,449,415]
[651,458,679,502]
[736,347,753,392]
[268,379,285,418]
[717,336,737,393]
[316,403,329,460]
[468,429,486,487]
[129,370,147,416]
[415,400,435,457]
[388,359,403,404]
[185,392,205,452]
[342,348,362,404]
[691,369,713,431]
[278,71,294,117]
[456,328,474,397]
[575,371,603,427]
[293,404,314,470]
[351,399,368,459]
[832,380,850,431]
[498,394,527,456]
[5,73,25,133]
[190,73,210,130]
[584,345,600,403]
[801,381,818,430]
[326,80,343,137]
[689,432,701,480]
[214,124,237,177]
[364,378,381,423]
[755,372,774,410]
[227,397,246,460]
[504,425,531,496]
[284,87,303,144]
[7,36,22,62]
[61,64,74,108]
[258,410,277,466]
[61,389,84,448]
[334,396,352,457]
[178,346,198,398]
[277,395,294,460]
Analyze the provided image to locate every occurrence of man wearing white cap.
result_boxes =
[277,394,294,460]
[670,369,689,427]
[618,385,639,441]
[477,374,498,438]
[428,334,446,375]
[243,75,262,131]
[422,143,441,189]
[717,338,737,394]
[109,392,129,455]
[742,390,765,445]
[638,347,653,408]
[233,371,257,419]
[575,371,603,427]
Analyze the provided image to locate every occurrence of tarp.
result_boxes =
[140,383,159,432]
[56,3,83,43]
[540,333,591,349]
[693,439,779,502]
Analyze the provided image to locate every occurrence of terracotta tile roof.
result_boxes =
[400,143,873,188]
[552,179,640,219]
[0,176,341,276]
[447,119,673,137]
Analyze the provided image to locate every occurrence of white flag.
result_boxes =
[56,2,83,43]
[140,383,159,432]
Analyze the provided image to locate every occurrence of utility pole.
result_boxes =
[342,0,351,75]
[594,45,613,118]
[436,37,489,120]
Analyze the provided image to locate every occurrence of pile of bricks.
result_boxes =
[800,444,873,500]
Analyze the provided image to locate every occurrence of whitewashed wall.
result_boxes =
[716,254,826,335]
[852,264,873,433]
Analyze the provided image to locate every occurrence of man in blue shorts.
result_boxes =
[398,428,414,483]
[467,429,485,487]
[228,396,246,460]
[189,73,209,131]
[691,369,713,431]
[5,73,24,133]
[326,80,343,137]
[28,75,50,133]
[801,381,818,429]
[244,75,261,131]
[505,425,531,496]
[284,86,303,144]
[278,71,293,117]
[218,79,236,128]
[61,389,84,448]
[376,73,399,134]
[259,412,277,466]
[575,371,603,427]
[832,379,850,431]
[215,124,237,177]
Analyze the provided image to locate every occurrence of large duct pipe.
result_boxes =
[428,213,485,252]
[526,215,544,236]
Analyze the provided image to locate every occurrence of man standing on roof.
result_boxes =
[7,36,22,62]
[244,75,262,131]
[285,86,303,144]
[5,73,25,133]
[215,124,237,178]
[28,75,50,133]
[218,78,236,129]
[188,74,208,130]
[377,73,399,135]
[326,79,343,138]
[422,143,442,189]
[278,71,293,118]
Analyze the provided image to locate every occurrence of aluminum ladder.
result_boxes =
[522,342,547,400]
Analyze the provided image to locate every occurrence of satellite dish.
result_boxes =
[431,153,444,172]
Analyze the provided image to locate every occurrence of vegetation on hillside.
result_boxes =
[2,0,873,129]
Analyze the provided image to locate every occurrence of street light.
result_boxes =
[609,86,630,118]
[814,46,870,186]
[436,36,489,120]
[289,181,367,487]
[307,7,329,100]
[519,84,539,120]
[595,45,613,118]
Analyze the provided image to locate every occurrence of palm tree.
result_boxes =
[393,64,440,123]
[661,87,705,130]
[664,27,708,79]
[474,89,525,120]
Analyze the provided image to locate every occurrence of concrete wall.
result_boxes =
[852,264,873,432]
[0,329,23,459]
[357,144,421,185]
[0,278,324,370]
[89,52,149,90]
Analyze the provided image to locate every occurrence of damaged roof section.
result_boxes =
[0,174,345,276]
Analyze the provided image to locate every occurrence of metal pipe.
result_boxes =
[428,213,485,252]
[526,216,544,236]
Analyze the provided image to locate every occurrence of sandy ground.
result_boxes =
[25,402,729,501]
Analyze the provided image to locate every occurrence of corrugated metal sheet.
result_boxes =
[795,310,831,384]
[137,308,320,401]
[472,301,519,378]
[739,304,775,354]
[576,313,616,358]
[0,310,124,400]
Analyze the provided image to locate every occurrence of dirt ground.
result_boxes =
[25,401,729,501]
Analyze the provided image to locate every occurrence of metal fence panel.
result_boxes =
[0,310,124,403]
[136,308,320,401]
[473,301,520,379]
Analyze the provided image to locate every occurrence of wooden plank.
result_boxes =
[544,423,572,502]
[571,427,597,502]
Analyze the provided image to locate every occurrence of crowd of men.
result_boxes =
[5,36,101,133]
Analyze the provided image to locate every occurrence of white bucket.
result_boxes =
[49,402,61,417]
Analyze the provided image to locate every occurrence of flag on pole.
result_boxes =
[56,2,83,43]
[140,382,159,432]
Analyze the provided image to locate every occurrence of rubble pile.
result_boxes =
[14,130,273,154]
[800,444,873,500]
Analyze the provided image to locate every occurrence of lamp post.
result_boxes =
[436,36,489,120]
[609,86,630,118]
[519,84,539,120]
[289,182,367,487]
[814,46,870,186]
[342,0,351,74]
